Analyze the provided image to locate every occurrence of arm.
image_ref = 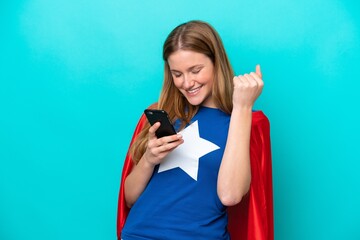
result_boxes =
[217,65,264,206]
[124,122,183,207]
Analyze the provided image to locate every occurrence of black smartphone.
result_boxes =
[144,109,177,138]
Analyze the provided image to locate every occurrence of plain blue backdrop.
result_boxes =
[1,0,359,239]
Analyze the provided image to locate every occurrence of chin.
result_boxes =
[185,97,204,106]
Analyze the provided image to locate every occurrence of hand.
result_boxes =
[232,64,264,110]
[142,122,183,166]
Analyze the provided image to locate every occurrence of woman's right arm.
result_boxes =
[124,122,183,208]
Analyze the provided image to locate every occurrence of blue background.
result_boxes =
[1,0,359,239]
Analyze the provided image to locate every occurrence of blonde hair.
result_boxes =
[130,20,235,164]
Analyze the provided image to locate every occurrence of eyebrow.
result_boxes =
[170,64,204,73]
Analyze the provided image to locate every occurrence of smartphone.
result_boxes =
[144,109,177,138]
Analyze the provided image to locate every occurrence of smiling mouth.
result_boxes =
[187,86,202,94]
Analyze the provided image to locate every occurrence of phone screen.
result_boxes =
[144,109,177,138]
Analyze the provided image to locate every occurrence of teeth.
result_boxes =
[187,86,201,93]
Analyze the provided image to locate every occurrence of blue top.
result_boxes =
[121,107,231,240]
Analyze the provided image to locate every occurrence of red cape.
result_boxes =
[117,110,274,240]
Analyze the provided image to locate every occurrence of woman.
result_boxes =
[121,20,264,239]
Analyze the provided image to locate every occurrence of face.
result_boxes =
[167,50,215,108]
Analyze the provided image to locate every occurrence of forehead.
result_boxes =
[167,50,212,69]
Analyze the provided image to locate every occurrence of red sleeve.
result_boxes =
[116,113,147,239]
[227,111,274,240]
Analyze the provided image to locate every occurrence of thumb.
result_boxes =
[256,64,262,79]
[149,122,161,139]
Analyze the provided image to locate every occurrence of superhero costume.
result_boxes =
[117,106,274,240]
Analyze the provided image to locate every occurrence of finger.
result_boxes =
[158,137,184,152]
[250,72,264,88]
[256,64,262,79]
[233,75,247,88]
[148,122,161,138]
[244,74,257,88]
[162,134,183,143]
[249,73,264,98]
[156,133,182,146]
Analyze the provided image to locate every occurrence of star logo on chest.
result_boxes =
[158,120,220,181]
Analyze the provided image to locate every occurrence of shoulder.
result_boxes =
[250,111,271,144]
[252,110,270,127]
[133,102,158,130]
[147,102,158,109]
[139,102,158,119]
[136,102,158,127]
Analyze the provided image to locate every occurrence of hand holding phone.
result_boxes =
[144,109,177,138]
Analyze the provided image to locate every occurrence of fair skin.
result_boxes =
[218,63,263,205]
[169,50,216,107]
[124,50,263,207]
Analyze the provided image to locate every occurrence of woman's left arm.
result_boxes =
[217,65,263,206]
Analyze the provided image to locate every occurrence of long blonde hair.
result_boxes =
[130,20,235,164]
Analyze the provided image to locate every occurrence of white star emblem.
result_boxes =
[158,120,220,181]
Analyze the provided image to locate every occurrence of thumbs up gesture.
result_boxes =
[232,64,264,110]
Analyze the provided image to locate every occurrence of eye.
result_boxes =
[173,73,182,78]
[191,68,202,74]
[170,70,182,78]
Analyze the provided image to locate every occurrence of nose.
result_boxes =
[182,74,194,89]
